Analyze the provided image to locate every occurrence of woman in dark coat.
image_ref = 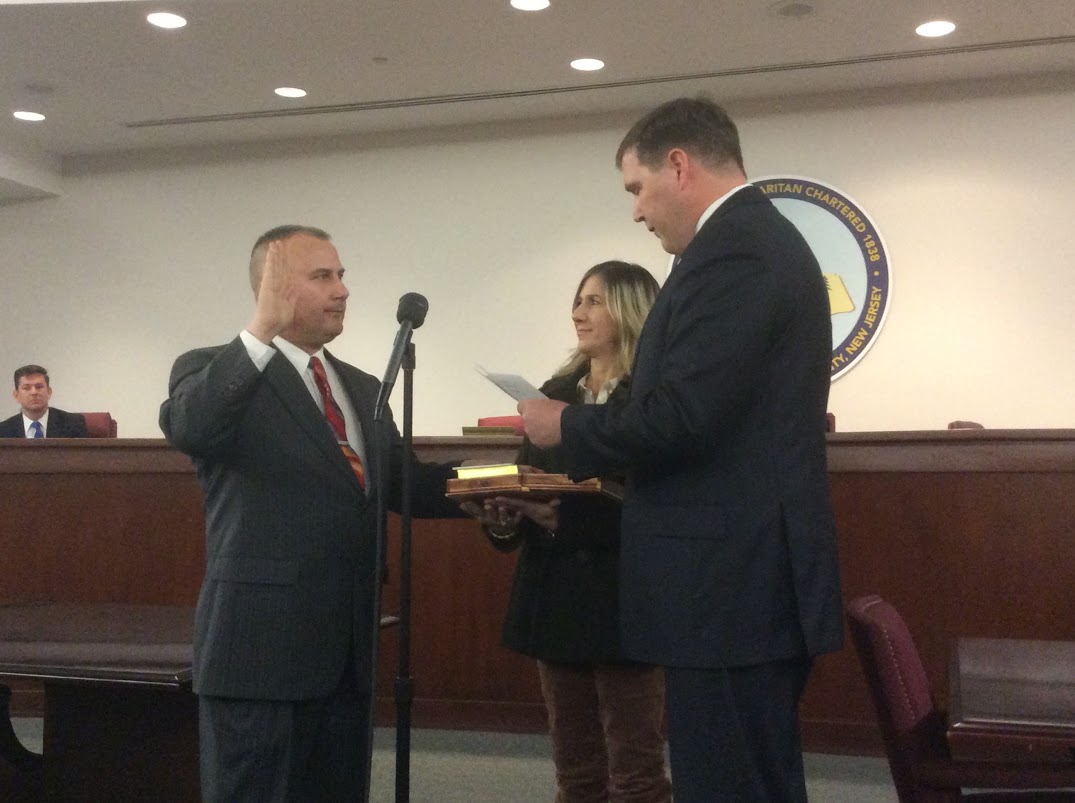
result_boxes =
[466,261,670,803]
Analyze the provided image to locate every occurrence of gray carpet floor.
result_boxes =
[369,728,898,802]
[13,718,899,801]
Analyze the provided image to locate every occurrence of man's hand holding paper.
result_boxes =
[517,398,567,447]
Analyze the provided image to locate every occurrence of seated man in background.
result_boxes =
[0,365,87,438]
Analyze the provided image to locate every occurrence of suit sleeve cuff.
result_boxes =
[239,330,275,372]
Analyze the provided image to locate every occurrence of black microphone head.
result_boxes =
[396,292,429,328]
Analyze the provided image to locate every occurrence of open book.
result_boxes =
[446,472,624,504]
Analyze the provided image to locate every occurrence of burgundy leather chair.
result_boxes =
[79,412,117,438]
[846,595,1075,802]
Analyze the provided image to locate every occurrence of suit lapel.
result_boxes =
[262,351,353,477]
[51,409,71,437]
[632,195,765,390]
[662,186,768,293]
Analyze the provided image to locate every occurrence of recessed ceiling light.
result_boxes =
[511,0,550,10]
[274,87,307,99]
[13,111,46,122]
[147,12,187,29]
[570,58,604,72]
[916,20,956,37]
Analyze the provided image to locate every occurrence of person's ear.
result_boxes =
[667,148,690,185]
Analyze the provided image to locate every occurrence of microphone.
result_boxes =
[374,293,429,419]
[395,292,428,329]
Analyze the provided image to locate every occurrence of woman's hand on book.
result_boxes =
[459,499,523,538]
[491,496,560,532]
[459,496,560,535]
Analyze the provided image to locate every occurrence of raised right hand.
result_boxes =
[246,240,297,344]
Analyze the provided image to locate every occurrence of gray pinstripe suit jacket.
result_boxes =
[160,336,458,700]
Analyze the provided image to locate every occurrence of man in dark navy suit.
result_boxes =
[0,365,87,438]
[519,97,843,802]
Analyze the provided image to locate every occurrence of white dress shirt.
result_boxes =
[239,330,369,470]
[22,411,49,437]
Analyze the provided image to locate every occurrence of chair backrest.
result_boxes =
[476,415,525,436]
[826,412,836,432]
[846,595,956,803]
[947,421,984,430]
[80,412,117,438]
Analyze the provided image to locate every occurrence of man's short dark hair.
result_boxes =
[615,96,744,173]
[248,225,332,294]
[14,365,49,389]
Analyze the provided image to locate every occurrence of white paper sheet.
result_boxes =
[475,365,547,401]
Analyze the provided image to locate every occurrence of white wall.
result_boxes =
[1,80,1072,436]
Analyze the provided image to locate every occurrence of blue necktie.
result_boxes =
[29,421,43,438]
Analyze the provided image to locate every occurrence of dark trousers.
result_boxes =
[198,667,370,803]
[537,660,672,803]
[664,658,813,803]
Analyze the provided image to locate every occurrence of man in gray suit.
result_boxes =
[160,225,460,801]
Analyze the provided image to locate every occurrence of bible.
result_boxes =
[446,472,624,504]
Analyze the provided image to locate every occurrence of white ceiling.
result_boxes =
[1,0,1073,202]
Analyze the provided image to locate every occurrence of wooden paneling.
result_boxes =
[375,516,546,732]
[807,470,1075,752]
[2,431,1073,754]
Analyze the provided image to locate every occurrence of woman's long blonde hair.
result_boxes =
[554,260,660,381]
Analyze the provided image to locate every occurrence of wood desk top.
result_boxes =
[0,602,193,688]
[948,637,1075,763]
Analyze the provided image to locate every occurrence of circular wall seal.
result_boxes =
[756,176,891,380]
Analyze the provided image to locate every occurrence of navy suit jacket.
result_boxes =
[0,407,87,438]
[160,337,459,700]
[561,186,843,669]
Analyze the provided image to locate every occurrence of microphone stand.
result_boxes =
[367,342,417,803]
[394,342,415,803]
[367,292,426,803]
[369,406,389,803]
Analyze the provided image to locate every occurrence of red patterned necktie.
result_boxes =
[310,356,366,489]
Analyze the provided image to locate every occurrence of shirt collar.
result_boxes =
[272,336,326,375]
[695,182,752,233]
[23,409,48,434]
[576,373,621,405]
